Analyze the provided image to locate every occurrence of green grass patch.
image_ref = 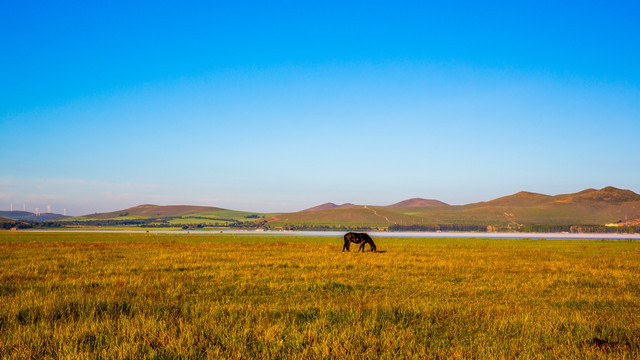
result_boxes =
[1,232,639,359]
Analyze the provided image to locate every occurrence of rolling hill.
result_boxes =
[0,211,68,222]
[66,204,272,227]
[267,187,640,230]
[45,186,640,232]
[386,198,449,207]
[0,211,33,220]
[302,203,355,212]
[468,191,553,207]
[270,206,424,229]
[81,204,230,219]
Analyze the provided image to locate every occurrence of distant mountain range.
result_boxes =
[303,198,448,211]
[0,211,68,222]
[268,187,640,230]
[302,203,356,211]
[42,186,640,232]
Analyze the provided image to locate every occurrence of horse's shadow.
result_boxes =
[374,250,387,253]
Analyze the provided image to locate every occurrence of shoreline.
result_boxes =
[7,229,640,240]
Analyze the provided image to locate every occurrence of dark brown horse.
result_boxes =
[343,232,377,252]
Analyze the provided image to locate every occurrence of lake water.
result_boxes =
[25,229,640,240]
[219,230,640,240]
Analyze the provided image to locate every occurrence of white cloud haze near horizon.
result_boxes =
[1,176,638,216]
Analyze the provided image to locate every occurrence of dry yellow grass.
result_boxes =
[1,232,639,359]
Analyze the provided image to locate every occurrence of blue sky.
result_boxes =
[1,1,639,215]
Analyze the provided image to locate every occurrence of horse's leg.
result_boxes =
[359,242,365,252]
[343,240,351,251]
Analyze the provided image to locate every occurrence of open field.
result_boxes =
[1,233,639,359]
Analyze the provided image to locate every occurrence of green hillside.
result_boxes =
[64,205,274,228]
[267,206,427,229]
[81,205,226,219]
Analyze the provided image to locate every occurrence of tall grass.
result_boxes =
[1,232,638,359]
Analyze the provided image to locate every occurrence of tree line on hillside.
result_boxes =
[1,220,31,229]
[390,223,640,234]
[1,220,63,229]
[3,218,639,234]
[264,224,385,231]
[389,224,488,232]
[54,217,263,229]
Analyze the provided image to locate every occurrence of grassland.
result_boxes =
[1,232,639,359]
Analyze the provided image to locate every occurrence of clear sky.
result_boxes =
[1,1,639,215]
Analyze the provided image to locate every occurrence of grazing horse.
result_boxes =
[343,232,377,252]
